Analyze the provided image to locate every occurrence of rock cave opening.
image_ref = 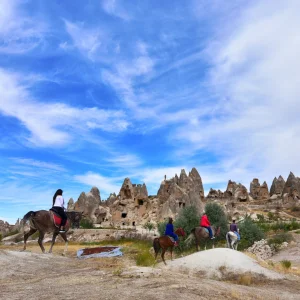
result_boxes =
[138,200,144,206]
[121,213,127,218]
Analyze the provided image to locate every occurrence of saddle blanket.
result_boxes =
[167,236,175,243]
[50,210,68,228]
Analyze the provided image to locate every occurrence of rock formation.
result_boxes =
[250,179,269,200]
[157,168,204,220]
[270,176,285,196]
[282,172,300,206]
[74,187,101,222]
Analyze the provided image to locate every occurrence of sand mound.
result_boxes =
[164,248,284,280]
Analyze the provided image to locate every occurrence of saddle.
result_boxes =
[201,227,209,234]
[166,236,175,243]
[50,210,68,228]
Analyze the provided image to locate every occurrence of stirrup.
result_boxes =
[211,236,215,239]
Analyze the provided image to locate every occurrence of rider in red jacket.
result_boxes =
[200,213,215,239]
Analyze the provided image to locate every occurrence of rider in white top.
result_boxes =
[51,189,67,232]
[53,195,64,208]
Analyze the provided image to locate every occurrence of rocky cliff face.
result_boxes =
[74,187,101,222]
[270,176,285,196]
[66,170,300,227]
[250,179,269,200]
[157,168,204,220]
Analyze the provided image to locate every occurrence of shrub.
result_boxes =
[174,206,200,236]
[205,202,228,240]
[143,222,155,232]
[136,252,156,266]
[157,221,168,236]
[268,232,293,245]
[281,260,291,269]
[256,214,265,223]
[291,206,300,212]
[268,232,293,252]
[238,215,265,250]
[80,218,94,229]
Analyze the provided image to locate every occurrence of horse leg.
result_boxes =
[205,241,207,251]
[170,246,173,261]
[59,232,68,255]
[38,231,45,253]
[212,240,215,249]
[48,232,58,253]
[195,238,199,251]
[161,248,167,265]
[23,227,37,251]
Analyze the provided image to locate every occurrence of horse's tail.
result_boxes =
[23,211,35,223]
[153,238,161,255]
[184,228,196,247]
[226,232,231,248]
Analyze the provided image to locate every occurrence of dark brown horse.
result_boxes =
[153,227,185,265]
[22,210,70,254]
[185,226,220,251]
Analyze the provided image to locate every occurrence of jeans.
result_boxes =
[167,232,179,241]
[203,226,213,238]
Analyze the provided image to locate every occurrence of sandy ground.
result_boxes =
[1,246,300,300]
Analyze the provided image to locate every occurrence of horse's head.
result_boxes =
[175,227,186,237]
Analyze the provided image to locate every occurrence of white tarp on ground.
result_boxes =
[77,246,123,259]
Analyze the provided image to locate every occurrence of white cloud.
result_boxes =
[102,0,131,21]
[106,154,143,168]
[10,158,66,172]
[0,68,129,147]
[74,172,122,198]
[64,20,102,60]
[0,0,46,54]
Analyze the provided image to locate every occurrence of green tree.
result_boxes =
[239,215,265,249]
[174,206,200,236]
[205,202,228,240]
[143,222,155,232]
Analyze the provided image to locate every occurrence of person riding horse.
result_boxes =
[229,219,240,241]
[50,189,68,233]
[200,213,215,239]
[164,217,179,246]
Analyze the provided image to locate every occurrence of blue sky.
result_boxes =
[1,0,300,224]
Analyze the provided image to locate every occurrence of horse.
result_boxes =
[22,210,70,254]
[226,231,239,250]
[153,228,185,265]
[185,226,220,251]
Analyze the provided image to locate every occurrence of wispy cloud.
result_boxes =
[74,172,123,198]
[0,0,46,54]
[0,68,129,147]
[101,0,131,21]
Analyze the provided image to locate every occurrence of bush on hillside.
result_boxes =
[157,221,168,236]
[268,232,293,252]
[80,218,94,229]
[143,222,155,232]
[238,215,265,250]
[205,202,228,240]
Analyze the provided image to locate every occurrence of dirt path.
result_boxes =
[1,249,300,300]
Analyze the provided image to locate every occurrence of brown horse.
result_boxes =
[22,210,70,254]
[185,226,221,251]
[153,227,185,265]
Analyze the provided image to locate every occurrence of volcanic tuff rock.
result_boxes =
[207,188,224,199]
[157,168,204,219]
[67,198,75,210]
[270,176,285,196]
[250,179,269,200]
[282,172,300,206]
[74,187,101,222]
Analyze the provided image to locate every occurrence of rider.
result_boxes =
[51,189,68,233]
[164,217,179,246]
[200,213,215,239]
[230,219,240,240]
